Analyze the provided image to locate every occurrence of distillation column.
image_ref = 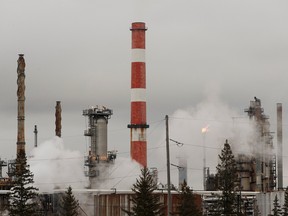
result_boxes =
[16,54,26,156]
[83,106,115,188]
[128,22,149,167]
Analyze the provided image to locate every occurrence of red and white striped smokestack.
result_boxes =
[128,22,149,167]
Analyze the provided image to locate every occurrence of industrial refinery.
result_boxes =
[0,20,287,215]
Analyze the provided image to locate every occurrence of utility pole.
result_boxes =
[165,115,172,216]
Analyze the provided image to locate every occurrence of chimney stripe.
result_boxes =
[131,49,146,62]
[131,88,146,102]
[131,62,146,88]
[131,102,146,124]
[130,141,147,165]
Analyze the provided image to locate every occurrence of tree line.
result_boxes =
[5,141,288,215]
[125,139,288,216]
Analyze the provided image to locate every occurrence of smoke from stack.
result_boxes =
[128,22,149,167]
[29,137,88,192]
[16,54,26,156]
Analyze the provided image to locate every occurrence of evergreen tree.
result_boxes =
[122,168,164,216]
[8,150,39,216]
[177,180,201,216]
[215,139,238,215]
[283,187,288,216]
[60,186,79,216]
[272,194,282,216]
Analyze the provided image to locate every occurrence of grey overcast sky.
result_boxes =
[1,0,288,189]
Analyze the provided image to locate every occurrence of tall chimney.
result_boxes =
[277,103,283,189]
[34,125,38,148]
[16,54,26,155]
[128,22,149,167]
[55,101,62,137]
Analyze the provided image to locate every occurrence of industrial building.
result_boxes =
[206,97,277,192]
[203,97,282,215]
[0,22,286,216]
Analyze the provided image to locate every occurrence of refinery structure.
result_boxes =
[0,22,286,216]
[83,105,116,189]
[206,97,277,193]
[242,97,276,192]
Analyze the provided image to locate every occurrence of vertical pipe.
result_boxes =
[202,126,208,190]
[34,125,38,148]
[165,115,172,216]
[277,103,283,189]
[203,133,206,190]
[128,22,149,167]
[253,98,264,192]
[16,54,26,155]
[55,101,62,137]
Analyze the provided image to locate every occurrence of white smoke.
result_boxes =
[26,94,273,198]
[97,157,141,190]
[29,136,88,192]
[148,93,259,190]
[27,137,141,215]
[29,136,142,192]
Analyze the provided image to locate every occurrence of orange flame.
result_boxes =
[201,125,209,133]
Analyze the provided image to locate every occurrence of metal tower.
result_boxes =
[244,97,276,192]
[83,106,116,188]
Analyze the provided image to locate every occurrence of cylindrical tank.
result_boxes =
[95,117,108,159]
[83,106,112,160]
